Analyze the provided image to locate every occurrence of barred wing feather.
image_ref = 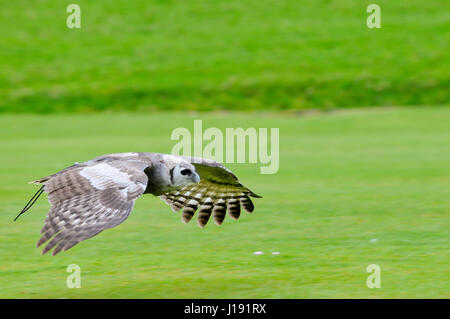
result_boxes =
[160,159,261,227]
[35,160,149,255]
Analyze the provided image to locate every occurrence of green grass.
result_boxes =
[0,0,449,112]
[0,107,449,298]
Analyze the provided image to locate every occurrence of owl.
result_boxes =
[15,152,261,255]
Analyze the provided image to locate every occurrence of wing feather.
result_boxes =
[160,158,261,227]
[35,157,150,255]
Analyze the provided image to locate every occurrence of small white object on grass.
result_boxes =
[272,252,280,255]
[370,238,378,243]
[253,251,264,255]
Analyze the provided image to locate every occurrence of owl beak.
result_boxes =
[192,173,200,183]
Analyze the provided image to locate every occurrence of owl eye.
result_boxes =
[180,168,191,176]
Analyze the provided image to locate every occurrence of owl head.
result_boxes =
[170,163,200,187]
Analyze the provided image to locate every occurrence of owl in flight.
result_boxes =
[15,152,261,256]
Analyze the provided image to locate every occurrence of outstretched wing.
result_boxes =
[160,157,261,227]
[36,157,150,255]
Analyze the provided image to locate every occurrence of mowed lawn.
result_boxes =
[0,107,448,298]
[1,0,448,111]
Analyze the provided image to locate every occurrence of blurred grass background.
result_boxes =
[0,108,449,298]
[0,0,448,112]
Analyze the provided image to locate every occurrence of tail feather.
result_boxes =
[30,176,51,185]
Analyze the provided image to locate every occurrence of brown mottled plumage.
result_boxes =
[18,152,261,255]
